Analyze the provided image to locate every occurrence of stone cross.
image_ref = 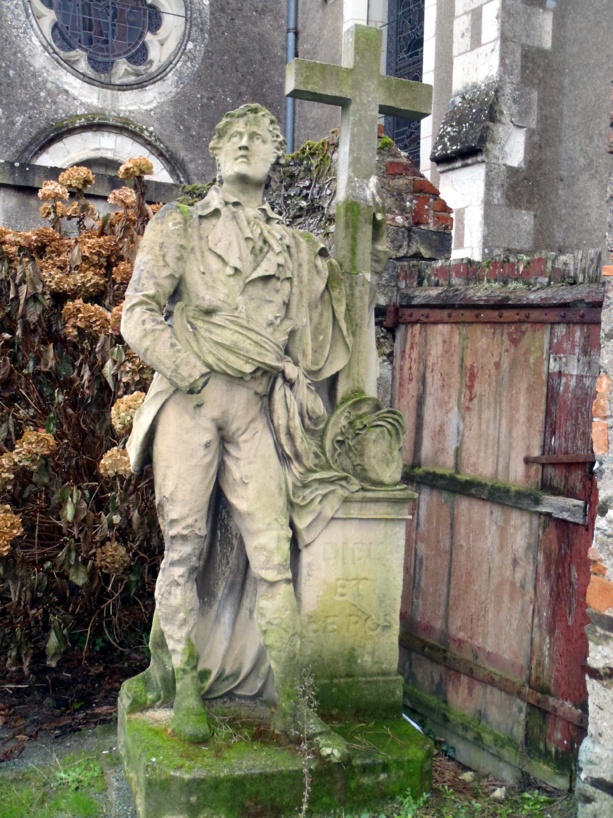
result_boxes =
[286,24,432,397]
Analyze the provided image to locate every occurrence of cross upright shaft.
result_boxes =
[286,24,432,397]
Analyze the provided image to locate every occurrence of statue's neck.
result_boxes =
[221,180,265,209]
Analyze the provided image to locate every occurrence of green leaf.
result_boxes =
[45,414,57,434]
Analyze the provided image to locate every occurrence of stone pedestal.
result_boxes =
[119,488,422,817]
[298,487,416,719]
[119,705,433,818]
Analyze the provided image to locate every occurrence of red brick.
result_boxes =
[412,195,432,226]
[413,178,440,195]
[449,262,469,285]
[597,374,611,393]
[433,198,452,213]
[396,261,419,288]
[587,575,613,612]
[524,257,547,280]
[428,262,450,286]
[589,547,603,561]
[593,393,609,419]
[433,212,453,230]
[591,562,607,576]
[592,421,609,455]
[377,123,385,137]
[602,265,613,277]
[386,160,411,176]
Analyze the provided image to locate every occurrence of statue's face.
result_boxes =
[217,117,277,188]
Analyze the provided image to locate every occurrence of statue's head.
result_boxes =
[209,104,286,187]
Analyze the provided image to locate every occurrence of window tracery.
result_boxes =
[29,0,188,87]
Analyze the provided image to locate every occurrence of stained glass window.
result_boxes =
[386,0,425,165]
[39,0,163,74]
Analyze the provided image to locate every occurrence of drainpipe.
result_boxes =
[285,0,297,153]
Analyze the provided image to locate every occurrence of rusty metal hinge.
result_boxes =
[524,454,596,465]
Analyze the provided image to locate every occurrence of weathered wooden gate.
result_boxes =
[390,281,602,788]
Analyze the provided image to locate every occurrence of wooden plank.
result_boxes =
[400,632,588,729]
[542,323,600,498]
[458,324,504,480]
[392,323,426,464]
[447,498,533,682]
[403,466,587,524]
[497,323,549,487]
[482,504,538,675]
[398,283,604,307]
[404,485,454,644]
[419,325,463,470]
[446,496,497,678]
[527,518,591,756]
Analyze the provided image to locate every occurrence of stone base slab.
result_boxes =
[119,702,433,818]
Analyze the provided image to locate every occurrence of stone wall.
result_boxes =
[576,83,613,818]
[429,0,613,260]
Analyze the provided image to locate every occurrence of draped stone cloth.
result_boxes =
[121,188,359,699]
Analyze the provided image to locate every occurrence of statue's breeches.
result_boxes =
[151,373,293,664]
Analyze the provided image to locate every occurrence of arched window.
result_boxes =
[386,0,425,164]
[30,128,178,183]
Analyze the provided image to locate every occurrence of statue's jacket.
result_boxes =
[122,187,358,546]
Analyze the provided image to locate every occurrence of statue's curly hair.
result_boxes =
[209,104,287,165]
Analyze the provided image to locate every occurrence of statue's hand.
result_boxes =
[282,360,299,385]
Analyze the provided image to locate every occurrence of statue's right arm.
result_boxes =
[120,204,208,393]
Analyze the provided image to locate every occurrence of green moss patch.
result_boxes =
[119,704,433,818]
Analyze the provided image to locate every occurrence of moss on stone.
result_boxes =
[120,704,433,818]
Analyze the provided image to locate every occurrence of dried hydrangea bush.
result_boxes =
[0,163,161,674]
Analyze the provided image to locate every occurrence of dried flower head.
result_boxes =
[119,351,154,391]
[95,540,131,575]
[118,157,154,180]
[149,203,163,216]
[112,261,133,285]
[110,303,123,335]
[58,166,95,191]
[111,392,146,437]
[0,505,23,557]
[38,181,69,202]
[0,453,15,493]
[108,187,136,209]
[62,300,111,339]
[13,430,58,470]
[99,447,132,478]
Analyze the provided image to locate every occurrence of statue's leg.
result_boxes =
[119,610,175,713]
[148,390,221,741]
[219,387,349,762]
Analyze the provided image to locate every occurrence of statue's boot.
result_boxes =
[258,579,350,764]
[120,612,176,713]
[170,640,211,743]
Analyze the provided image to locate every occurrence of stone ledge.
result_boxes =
[0,161,181,203]
[119,703,434,818]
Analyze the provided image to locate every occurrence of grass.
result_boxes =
[0,753,108,818]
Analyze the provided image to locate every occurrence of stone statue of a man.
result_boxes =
[119,104,380,759]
